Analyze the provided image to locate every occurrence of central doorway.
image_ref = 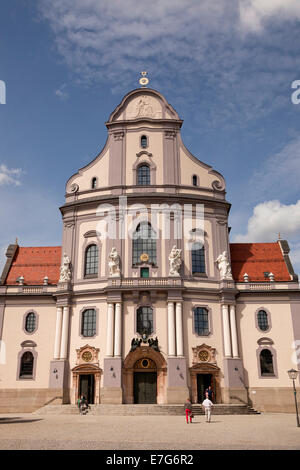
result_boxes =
[197,374,213,403]
[134,372,157,404]
[79,374,95,404]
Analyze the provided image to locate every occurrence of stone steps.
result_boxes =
[34,403,260,416]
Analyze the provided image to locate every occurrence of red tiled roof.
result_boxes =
[3,242,291,285]
[5,246,62,285]
[230,242,291,282]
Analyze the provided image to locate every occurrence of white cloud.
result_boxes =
[54,83,69,100]
[0,186,62,274]
[37,0,300,125]
[0,165,23,186]
[249,135,300,202]
[233,199,300,242]
[233,199,300,274]
[239,0,300,33]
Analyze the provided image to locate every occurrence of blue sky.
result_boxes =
[1,0,300,275]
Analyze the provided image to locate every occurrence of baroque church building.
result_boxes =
[0,86,299,413]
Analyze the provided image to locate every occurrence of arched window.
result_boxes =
[192,175,198,186]
[194,307,209,335]
[260,349,274,375]
[191,243,205,274]
[133,222,156,265]
[137,306,153,336]
[141,135,148,148]
[81,309,97,337]
[137,165,150,185]
[257,310,269,331]
[19,351,34,378]
[25,312,36,333]
[84,244,99,276]
[91,177,97,189]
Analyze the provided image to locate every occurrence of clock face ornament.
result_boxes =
[140,253,149,262]
[82,351,93,362]
[199,350,209,362]
[139,71,149,87]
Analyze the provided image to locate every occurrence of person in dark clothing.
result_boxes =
[205,386,214,402]
[79,396,89,415]
[184,398,193,424]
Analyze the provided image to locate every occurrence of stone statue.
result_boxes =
[130,337,142,352]
[59,253,71,282]
[169,245,182,276]
[108,247,121,277]
[148,337,159,352]
[216,251,233,280]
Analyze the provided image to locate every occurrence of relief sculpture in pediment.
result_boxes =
[126,95,162,119]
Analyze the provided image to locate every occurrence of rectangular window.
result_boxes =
[82,309,97,337]
[85,245,99,276]
[194,307,209,335]
[141,267,149,278]
[137,307,153,336]
[192,245,205,274]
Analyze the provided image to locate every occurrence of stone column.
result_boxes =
[167,302,176,356]
[114,302,122,357]
[60,306,70,360]
[106,303,115,357]
[222,304,232,357]
[54,306,63,360]
[230,304,239,358]
[175,302,183,357]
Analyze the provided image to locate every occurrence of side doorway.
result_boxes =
[197,373,213,403]
[79,374,95,404]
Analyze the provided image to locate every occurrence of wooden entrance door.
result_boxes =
[134,372,157,404]
[79,374,95,404]
[197,374,212,403]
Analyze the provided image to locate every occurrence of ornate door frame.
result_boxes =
[71,345,102,404]
[190,344,221,404]
[123,346,167,404]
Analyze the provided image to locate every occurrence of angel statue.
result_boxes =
[59,253,71,283]
[216,251,233,280]
[108,247,121,277]
[169,245,182,276]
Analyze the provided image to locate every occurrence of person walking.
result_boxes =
[184,398,193,424]
[202,392,213,423]
[78,395,83,414]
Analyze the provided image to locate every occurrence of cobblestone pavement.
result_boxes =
[0,413,299,450]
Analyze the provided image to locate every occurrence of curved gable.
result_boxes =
[107,88,181,123]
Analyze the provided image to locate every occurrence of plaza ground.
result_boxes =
[0,412,299,450]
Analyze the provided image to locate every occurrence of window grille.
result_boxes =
[191,243,205,274]
[25,312,36,333]
[137,165,150,185]
[132,222,156,265]
[141,135,148,148]
[81,309,97,337]
[85,245,98,276]
[257,310,269,331]
[194,307,209,335]
[137,306,153,336]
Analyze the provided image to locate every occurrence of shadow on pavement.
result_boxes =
[0,417,43,424]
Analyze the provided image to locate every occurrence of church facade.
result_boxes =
[0,87,299,413]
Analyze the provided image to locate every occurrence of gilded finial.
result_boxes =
[139,71,149,88]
